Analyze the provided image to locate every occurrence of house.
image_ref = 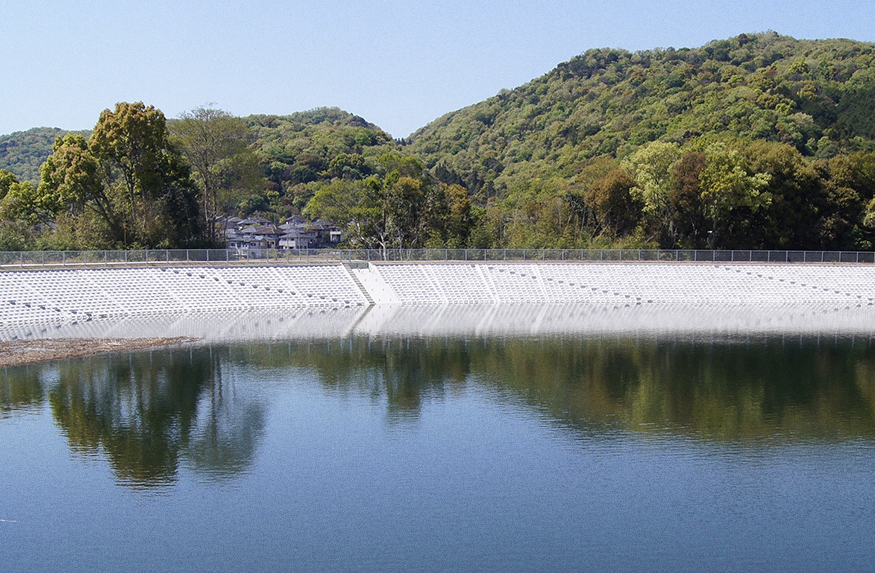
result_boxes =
[223,216,343,256]
[226,224,282,257]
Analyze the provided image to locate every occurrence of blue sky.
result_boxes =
[2,0,874,138]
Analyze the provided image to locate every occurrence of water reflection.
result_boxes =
[0,365,44,417]
[287,334,875,441]
[2,332,875,488]
[2,348,266,488]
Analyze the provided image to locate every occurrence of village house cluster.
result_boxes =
[223,216,342,256]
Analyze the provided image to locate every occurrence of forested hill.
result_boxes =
[0,128,90,183]
[0,109,392,189]
[243,108,396,218]
[4,33,875,252]
[407,32,875,197]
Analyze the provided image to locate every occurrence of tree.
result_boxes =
[443,183,475,247]
[0,169,38,250]
[304,152,441,255]
[814,152,875,249]
[585,169,641,239]
[742,141,823,249]
[38,133,113,244]
[304,178,390,252]
[37,102,202,248]
[622,141,682,245]
[669,152,708,248]
[170,106,261,243]
[698,142,772,247]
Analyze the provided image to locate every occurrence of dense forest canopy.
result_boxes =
[409,32,875,194]
[2,33,875,250]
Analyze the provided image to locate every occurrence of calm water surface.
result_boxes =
[2,332,875,572]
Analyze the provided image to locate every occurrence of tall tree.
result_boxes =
[0,169,38,250]
[669,152,708,248]
[170,106,260,243]
[697,142,772,247]
[585,169,641,239]
[623,141,682,245]
[37,102,202,248]
[304,153,441,255]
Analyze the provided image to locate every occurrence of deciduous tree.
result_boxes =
[171,106,261,243]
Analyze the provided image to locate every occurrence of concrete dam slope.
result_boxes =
[354,262,875,306]
[1,261,874,325]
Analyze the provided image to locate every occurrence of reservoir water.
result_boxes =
[2,307,875,571]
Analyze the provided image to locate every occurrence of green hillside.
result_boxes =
[244,108,398,218]
[4,33,875,251]
[408,32,875,195]
[405,32,875,249]
[0,128,90,184]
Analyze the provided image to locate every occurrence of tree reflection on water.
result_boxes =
[5,348,267,488]
[2,332,875,488]
[267,333,875,440]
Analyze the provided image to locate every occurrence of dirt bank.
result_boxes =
[0,337,202,367]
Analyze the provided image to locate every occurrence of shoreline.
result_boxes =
[0,337,202,367]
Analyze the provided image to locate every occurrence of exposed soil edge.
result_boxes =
[0,337,202,367]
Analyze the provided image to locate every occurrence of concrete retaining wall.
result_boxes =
[356,262,875,306]
[0,265,369,324]
[1,262,874,325]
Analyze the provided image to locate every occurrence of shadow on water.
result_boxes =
[3,331,875,488]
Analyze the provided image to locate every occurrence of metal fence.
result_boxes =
[0,248,874,268]
[339,248,875,264]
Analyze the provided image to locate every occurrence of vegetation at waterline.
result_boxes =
[2,32,875,250]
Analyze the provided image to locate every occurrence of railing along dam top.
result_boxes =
[0,248,874,269]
